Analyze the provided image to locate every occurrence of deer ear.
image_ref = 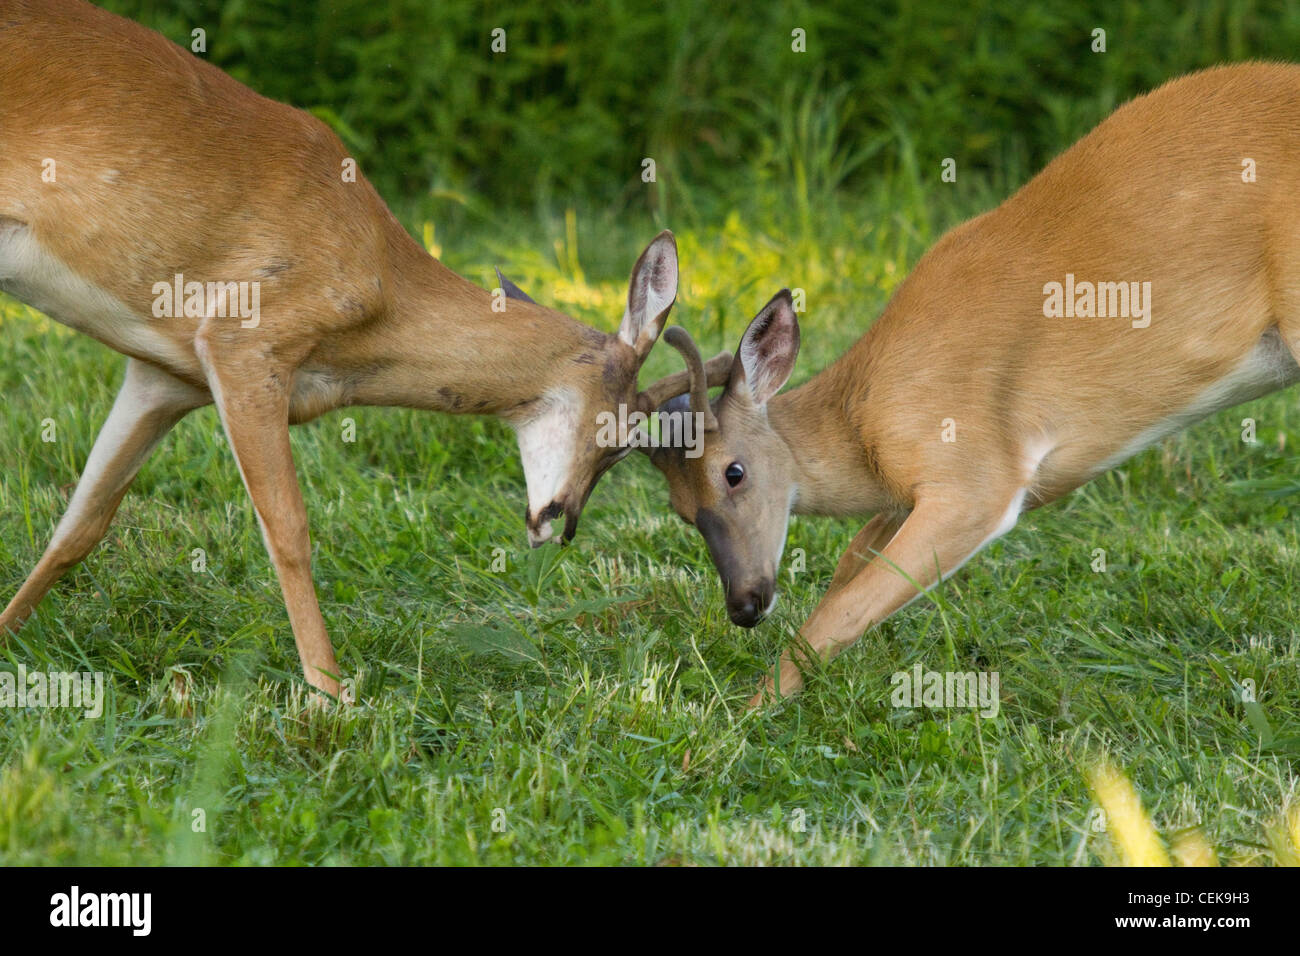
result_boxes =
[494,267,535,303]
[618,231,678,360]
[727,290,800,408]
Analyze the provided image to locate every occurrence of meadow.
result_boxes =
[1,0,1298,865]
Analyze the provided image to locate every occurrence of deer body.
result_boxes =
[648,63,1300,703]
[0,0,687,699]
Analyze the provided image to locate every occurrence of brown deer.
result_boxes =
[645,63,1300,706]
[0,0,719,700]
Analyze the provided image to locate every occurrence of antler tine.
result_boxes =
[635,352,732,414]
[664,326,721,431]
[636,329,731,427]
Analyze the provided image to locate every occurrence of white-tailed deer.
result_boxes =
[0,0,715,700]
[646,63,1300,706]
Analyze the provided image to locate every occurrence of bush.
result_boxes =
[100,0,1300,220]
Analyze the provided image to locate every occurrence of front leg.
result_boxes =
[752,491,1022,705]
[825,511,906,593]
[196,340,342,700]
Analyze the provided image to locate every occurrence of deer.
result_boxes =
[643,62,1300,707]
[0,0,728,701]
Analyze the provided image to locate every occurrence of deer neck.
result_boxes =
[344,229,607,420]
[767,361,892,517]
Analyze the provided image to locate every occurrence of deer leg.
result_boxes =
[752,491,1023,705]
[196,344,341,699]
[0,359,208,634]
[825,511,907,594]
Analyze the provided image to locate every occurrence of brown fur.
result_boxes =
[648,63,1300,703]
[0,0,680,699]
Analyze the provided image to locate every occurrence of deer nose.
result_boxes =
[728,582,775,627]
[526,501,565,547]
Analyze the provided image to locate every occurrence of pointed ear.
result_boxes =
[617,231,678,360]
[494,267,536,303]
[726,290,800,408]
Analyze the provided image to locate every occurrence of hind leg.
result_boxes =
[0,359,208,633]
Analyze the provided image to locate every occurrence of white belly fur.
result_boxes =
[0,221,343,420]
[1097,326,1300,473]
[0,218,195,371]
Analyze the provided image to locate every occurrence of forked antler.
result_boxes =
[636,326,730,430]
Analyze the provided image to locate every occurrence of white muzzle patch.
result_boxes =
[514,387,581,546]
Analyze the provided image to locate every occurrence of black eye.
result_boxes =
[724,462,745,488]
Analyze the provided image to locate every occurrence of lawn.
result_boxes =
[1,175,1297,866]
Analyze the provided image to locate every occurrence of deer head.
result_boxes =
[507,231,727,546]
[644,291,801,625]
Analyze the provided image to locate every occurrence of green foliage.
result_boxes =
[100,0,1300,225]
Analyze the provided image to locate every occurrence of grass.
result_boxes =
[1,177,1299,866]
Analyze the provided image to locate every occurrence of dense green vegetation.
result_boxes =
[1,0,1297,865]
[103,1,1300,221]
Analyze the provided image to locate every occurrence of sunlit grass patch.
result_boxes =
[2,179,1300,864]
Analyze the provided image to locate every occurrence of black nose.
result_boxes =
[727,583,774,628]
[526,500,566,547]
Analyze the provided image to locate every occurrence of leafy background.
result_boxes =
[105,1,1300,216]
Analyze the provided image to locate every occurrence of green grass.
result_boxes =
[2,185,1299,866]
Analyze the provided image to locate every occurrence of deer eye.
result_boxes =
[724,462,745,488]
